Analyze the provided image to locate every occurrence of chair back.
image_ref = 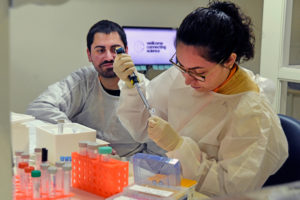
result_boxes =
[263,114,300,186]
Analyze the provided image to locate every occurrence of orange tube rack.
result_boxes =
[71,152,129,198]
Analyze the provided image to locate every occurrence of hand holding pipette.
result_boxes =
[113,47,155,115]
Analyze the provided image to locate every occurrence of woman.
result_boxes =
[113,1,288,196]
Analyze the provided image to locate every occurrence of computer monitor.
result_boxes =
[123,26,177,66]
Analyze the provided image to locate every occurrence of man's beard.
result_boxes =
[96,60,117,78]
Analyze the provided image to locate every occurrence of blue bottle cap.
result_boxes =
[60,156,65,162]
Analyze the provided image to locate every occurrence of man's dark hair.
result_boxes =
[87,20,127,52]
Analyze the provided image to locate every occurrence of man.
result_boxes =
[26,20,165,157]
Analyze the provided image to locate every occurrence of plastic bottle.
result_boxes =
[34,148,42,170]
[55,161,64,192]
[87,142,99,159]
[98,146,112,162]
[31,170,41,199]
[40,162,49,195]
[78,141,88,156]
[48,166,57,198]
[63,164,72,195]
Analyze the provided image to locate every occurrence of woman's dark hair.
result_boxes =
[87,20,127,52]
[176,0,255,64]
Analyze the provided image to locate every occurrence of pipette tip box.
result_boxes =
[132,153,181,187]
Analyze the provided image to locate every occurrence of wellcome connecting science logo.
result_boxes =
[134,40,167,54]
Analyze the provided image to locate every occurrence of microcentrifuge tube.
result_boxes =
[18,162,29,192]
[14,150,23,173]
[57,119,65,134]
[21,152,30,164]
[24,166,34,196]
[55,161,64,192]
[87,142,99,159]
[78,141,88,156]
[34,148,42,170]
[48,166,57,198]
[62,164,72,195]
[31,170,41,199]
[98,146,112,162]
[40,162,50,195]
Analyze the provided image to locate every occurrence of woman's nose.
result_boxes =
[183,73,195,85]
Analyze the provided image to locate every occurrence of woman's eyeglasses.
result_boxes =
[169,53,227,82]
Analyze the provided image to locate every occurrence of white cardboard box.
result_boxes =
[10,112,35,153]
[36,123,97,164]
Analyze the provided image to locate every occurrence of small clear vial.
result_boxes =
[55,161,64,192]
[48,166,57,198]
[87,142,99,159]
[18,162,29,192]
[34,148,42,170]
[57,119,65,134]
[21,153,30,164]
[78,141,88,156]
[14,150,24,171]
[40,163,49,195]
[62,164,72,195]
[98,146,112,162]
[24,166,34,196]
[31,170,41,199]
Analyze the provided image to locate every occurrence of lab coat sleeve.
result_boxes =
[26,68,90,124]
[117,67,177,143]
[117,78,151,142]
[167,95,288,196]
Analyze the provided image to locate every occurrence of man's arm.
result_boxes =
[26,69,88,124]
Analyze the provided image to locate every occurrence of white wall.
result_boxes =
[0,0,13,198]
[10,0,263,113]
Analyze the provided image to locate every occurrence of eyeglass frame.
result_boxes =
[169,53,229,82]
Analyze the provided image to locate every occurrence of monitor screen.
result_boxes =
[123,26,177,65]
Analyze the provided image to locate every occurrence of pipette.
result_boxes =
[115,47,154,115]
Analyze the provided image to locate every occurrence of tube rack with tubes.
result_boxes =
[71,151,129,198]
[13,166,74,200]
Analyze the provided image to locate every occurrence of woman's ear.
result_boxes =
[224,53,237,69]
